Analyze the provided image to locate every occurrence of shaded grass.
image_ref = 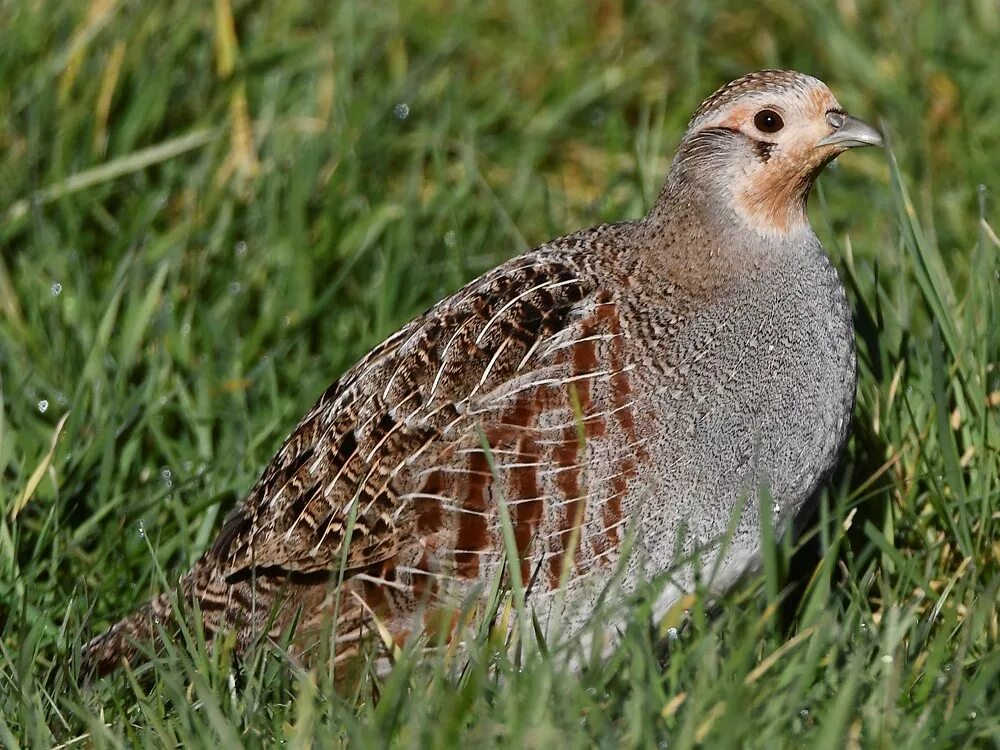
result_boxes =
[1,0,998,746]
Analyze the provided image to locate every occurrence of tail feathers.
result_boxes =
[79,567,373,680]
[80,591,177,680]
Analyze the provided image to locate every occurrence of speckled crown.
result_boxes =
[689,69,824,126]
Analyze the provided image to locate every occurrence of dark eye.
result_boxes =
[753,109,784,134]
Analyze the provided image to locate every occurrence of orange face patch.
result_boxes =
[734,160,815,234]
[708,88,843,234]
[713,103,760,132]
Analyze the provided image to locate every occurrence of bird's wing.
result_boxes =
[207,245,601,581]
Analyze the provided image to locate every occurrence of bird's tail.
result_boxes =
[80,589,180,680]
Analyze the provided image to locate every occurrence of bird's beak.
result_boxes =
[817,114,884,149]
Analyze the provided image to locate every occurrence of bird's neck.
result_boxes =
[636,172,817,296]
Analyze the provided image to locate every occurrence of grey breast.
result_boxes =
[623,232,856,595]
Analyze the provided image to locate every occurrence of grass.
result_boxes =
[1,0,998,746]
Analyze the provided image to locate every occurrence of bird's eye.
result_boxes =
[753,109,784,134]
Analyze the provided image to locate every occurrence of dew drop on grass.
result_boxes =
[161,468,173,488]
[444,230,457,248]
[51,282,63,296]
[37,399,49,413]
[235,240,247,256]
[393,102,410,120]
[666,627,679,641]
[137,520,146,539]
[230,281,242,294]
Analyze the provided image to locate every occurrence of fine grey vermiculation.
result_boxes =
[82,69,882,679]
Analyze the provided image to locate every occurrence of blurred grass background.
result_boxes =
[1,0,998,746]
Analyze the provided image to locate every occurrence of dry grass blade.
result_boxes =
[9,412,70,521]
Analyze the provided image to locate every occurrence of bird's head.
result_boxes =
[667,70,882,236]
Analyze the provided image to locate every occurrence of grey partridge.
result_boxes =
[82,70,882,678]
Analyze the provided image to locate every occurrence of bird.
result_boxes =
[81,69,883,679]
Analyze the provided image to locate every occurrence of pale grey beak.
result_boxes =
[817,114,884,149]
